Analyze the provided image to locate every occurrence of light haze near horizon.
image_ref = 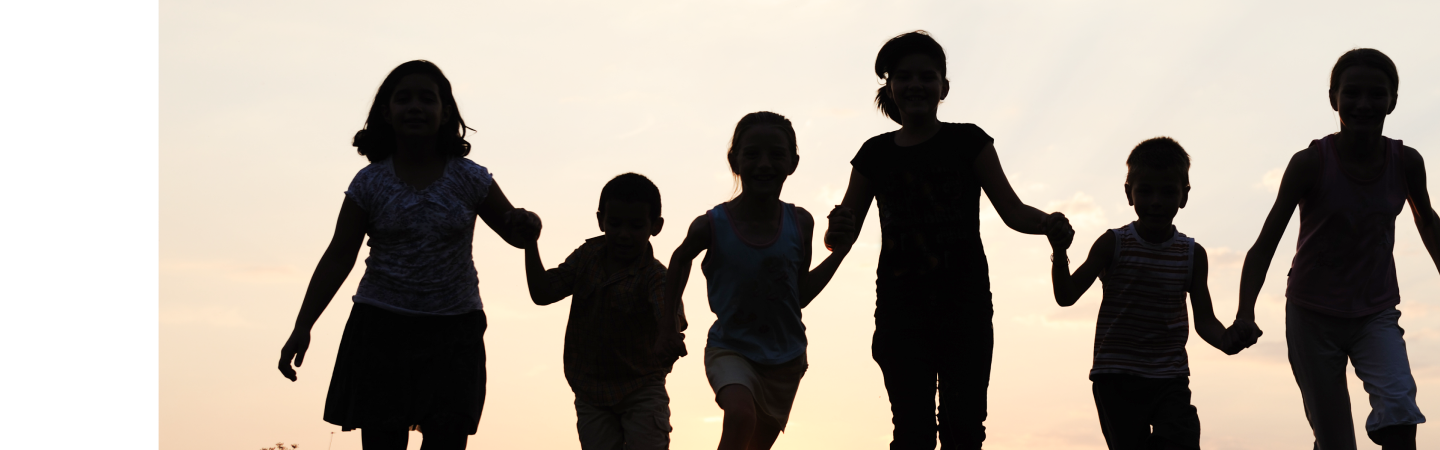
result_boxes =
[161,1,1440,449]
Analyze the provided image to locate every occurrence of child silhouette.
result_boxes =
[276,60,540,450]
[1236,49,1432,450]
[1046,137,1260,450]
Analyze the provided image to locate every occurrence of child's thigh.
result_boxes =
[1147,380,1200,450]
[1349,308,1424,429]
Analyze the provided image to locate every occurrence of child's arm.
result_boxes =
[823,168,874,257]
[1189,243,1258,354]
[505,209,570,305]
[1049,229,1113,307]
[797,207,845,307]
[975,145,1068,234]
[1400,146,1440,275]
[1238,149,1317,329]
[655,214,712,359]
[278,198,367,381]
[477,182,542,249]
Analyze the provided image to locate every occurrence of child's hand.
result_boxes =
[505,208,542,248]
[654,332,687,362]
[824,205,858,253]
[1220,321,1263,355]
[277,329,310,381]
[1043,212,1074,250]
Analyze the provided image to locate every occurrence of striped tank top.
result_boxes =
[1091,222,1194,379]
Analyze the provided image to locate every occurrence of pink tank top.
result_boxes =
[1286,134,1408,318]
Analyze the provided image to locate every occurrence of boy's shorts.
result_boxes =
[704,347,807,430]
[574,381,671,450]
[1091,373,1200,450]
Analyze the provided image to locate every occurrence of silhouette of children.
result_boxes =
[515,173,681,450]
[1237,48,1432,450]
[822,31,1069,449]
[276,60,541,450]
[660,112,848,450]
[1046,137,1260,450]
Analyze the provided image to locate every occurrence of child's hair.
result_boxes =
[599,172,662,221]
[726,111,798,176]
[1125,137,1191,186]
[874,30,947,125]
[353,60,474,162]
[1330,48,1399,96]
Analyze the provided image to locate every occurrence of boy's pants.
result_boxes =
[574,383,671,450]
[1287,302,1426,450]
[1090,374,1201,450]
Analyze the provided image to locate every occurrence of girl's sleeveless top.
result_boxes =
[1092,223,1194,379]
[1287,134,1408,318]
[344,157,493,316]
[702,202,807,365]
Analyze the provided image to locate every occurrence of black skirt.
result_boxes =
[324,302,487,435]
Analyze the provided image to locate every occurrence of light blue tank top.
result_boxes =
[702,202,807,365]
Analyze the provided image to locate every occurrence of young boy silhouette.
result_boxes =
[1047,138,1260,450]
[517,173,684,450]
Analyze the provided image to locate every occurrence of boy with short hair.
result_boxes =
[518,172,684,450]
[1046,137,1261,450]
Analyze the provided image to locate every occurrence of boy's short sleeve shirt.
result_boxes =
[549,236,676,405]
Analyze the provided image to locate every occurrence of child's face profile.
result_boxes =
[1331,66,1394,134]
[597,200,663,263]
[386,74,447,138]
[731,126,797,196]
[887,54,948,123]
[1125,166,1189,226]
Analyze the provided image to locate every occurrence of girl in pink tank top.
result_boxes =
[1237,48,1436,450]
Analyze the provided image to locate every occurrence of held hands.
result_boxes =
[278,329,311,381]
[1042,212,1074,251]
[504,208,543,248]
[1219,320,1264,355]
[654,332,687,363]
[824,205,858,253]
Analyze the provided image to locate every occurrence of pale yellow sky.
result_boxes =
[159,1,1440,449]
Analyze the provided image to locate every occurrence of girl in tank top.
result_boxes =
[659,112,848,450]
[1237,48,1434,450]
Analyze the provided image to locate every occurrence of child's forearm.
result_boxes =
[1050,249,1078,306]
[1193,315,1228,352]
[293,245,360,333]
[523,246,564,305]
[1236,245,1276,321]
[660,259,693,333]
[801,249,849,308]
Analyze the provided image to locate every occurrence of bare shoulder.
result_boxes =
[794,206,815,229]
[1193,241,1209,260]
[1400,144,1425,167]
[687,213,712,235]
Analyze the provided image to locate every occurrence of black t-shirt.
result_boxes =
[851,122,994,317]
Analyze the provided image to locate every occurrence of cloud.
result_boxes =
[161,259,304,284]
[1046,192,1107,230]
[1259,167,1284,191]
[160,305,250,328]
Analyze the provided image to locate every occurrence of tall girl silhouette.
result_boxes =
[276,60,540,450]
[824,32,1069,449]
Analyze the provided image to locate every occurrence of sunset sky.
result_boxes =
[150,1,1440,449]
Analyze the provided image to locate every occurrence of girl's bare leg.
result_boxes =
[717,385,757,450]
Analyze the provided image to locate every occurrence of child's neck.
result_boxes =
[896,115,942,146]
[600,244,641,275]
[1132,218,1175,243]
[1336,128,1386,163]
[730,191,782,220]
